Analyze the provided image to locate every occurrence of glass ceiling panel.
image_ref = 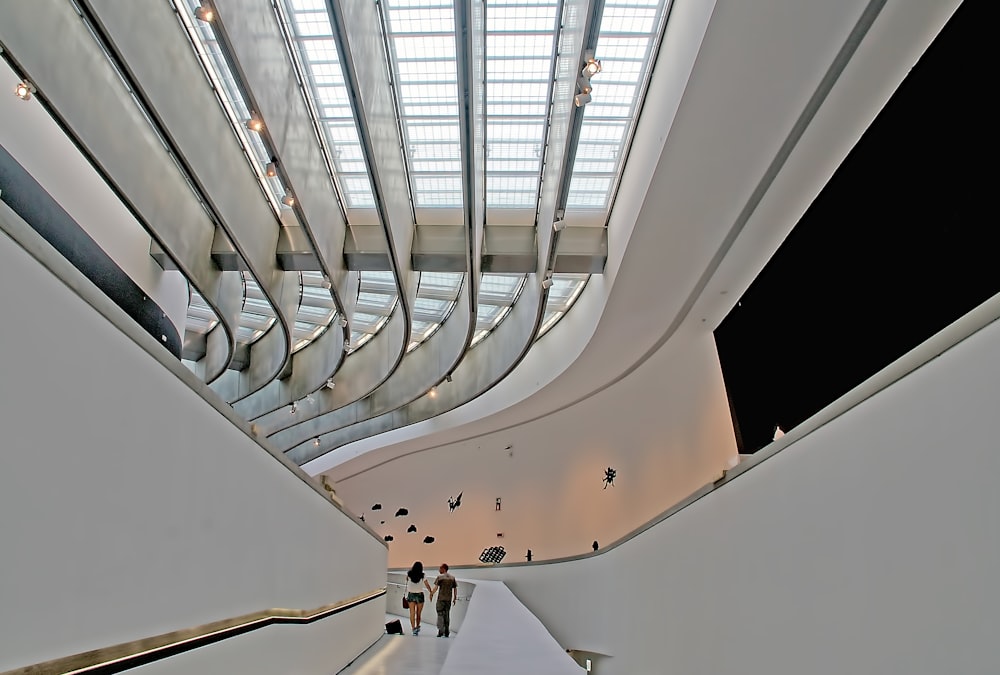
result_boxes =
[538,273,589,337]
[350,271,398,351]
[237,272,277,345]
[292,271,339,352]
[567,0,670,212]
[383,0,462,208]
[471,273,525,347]
[186,288,218,335]
[277,1,377,209]
[407,272,464,352]
[485,0,558,209]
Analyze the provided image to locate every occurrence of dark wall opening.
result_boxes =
[714,0,998,454]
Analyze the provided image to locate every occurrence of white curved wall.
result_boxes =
[0,223,386,674]
[456,309,1000,675]
[333,328,737,567]
[0,58,189,334]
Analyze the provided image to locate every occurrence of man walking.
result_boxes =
[430,563,458,637]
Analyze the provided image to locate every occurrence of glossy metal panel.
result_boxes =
[276,0,487,460]
[300,0,597,458]
[326,0,419,309]
[83,0,294,397]
[0,0,238,383]
[214,0,352,296]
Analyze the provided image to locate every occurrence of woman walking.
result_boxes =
[405,561,433,635]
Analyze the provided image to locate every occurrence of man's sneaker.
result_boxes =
[414,626,420,635]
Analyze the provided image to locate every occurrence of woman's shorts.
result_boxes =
[407,592,425,603]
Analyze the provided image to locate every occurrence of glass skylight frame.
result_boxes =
[407,272,465,352]
[567,0,671,211]
[276,0,378,209]
[381,0,463,209]
[485,0,560,209]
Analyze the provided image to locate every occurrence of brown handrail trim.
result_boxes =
[2,587,386,675]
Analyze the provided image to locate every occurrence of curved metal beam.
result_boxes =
[83,0,294,400]
[0,0,239,384]
[210,0,359,418]
[278,0,487,460]
[290,0,601,462]
[244,0,429,437]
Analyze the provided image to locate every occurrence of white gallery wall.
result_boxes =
[332,325,738,567]
[0,224,387,674]
[456,310,1000,675]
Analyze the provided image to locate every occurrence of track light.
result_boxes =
[325,378,336,389]
[445,374,452,383]
[577,76,593,95]
[344,339,351,350]
[339,315,348,327]
[245,116,263,133]
[428,387,438,399]
[281,193,295,207]
[265,160,278,178]
[13,80,34,101]
[313,437,321,447]
[552,218,566,232]
[194,4,215,22]
[582,50,602,77]
[574,92,592,107]
[541,272,554,290]
[320,275,332,290]
[290,402,297,415]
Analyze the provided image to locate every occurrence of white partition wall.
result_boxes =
[458,310,1000,675]
[0,223,387,674]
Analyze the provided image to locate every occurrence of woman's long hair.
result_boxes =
[407,561,424,582]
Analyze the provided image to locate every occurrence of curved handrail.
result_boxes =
[0,588,385,675]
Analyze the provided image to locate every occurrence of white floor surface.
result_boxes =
[335,616,454,675]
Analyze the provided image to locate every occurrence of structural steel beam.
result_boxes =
[277,0,487,460]
[0,0,239,384]
[288,0,600,463]
[83,0,296,400]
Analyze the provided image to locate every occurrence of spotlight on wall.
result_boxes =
[281,193,296,207]
[574,92,592,107]
[264,160,278,178]
[194,4,215,22]
[245,116,264,133]
[13,80,35,101]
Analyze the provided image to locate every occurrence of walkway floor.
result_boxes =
[336,616,454,675]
